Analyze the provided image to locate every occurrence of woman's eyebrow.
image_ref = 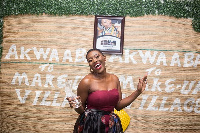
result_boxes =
[87,53,100,61]
[89,54,98,59]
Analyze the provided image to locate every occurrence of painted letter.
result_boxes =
[40,91,51,106]
[75,48,86,62]
[11,72,29,86]
[33,91,43,105]
[170,53,181,67]
[151,78,162,92]
[5,44,18,59]
[44,74,55,88]
[194,98,200,113]
[170,98,182,112]
[139,95,149,110]
[30,73,42,87]
[156,52,167,66]
[119,75,134,90]
[165,79,176,93]
[57,74,68,88]
[124,50,137,64]
[20,47,32,60]
[192,81,200,94]
[146,96,159,111]
[184,98,195,113]
[194,54,200,67]
[181,81,196,94]
[52,92,61,106]
[109,54,123,63]
[49,49,59,62]
[33,47,50,60]
[183,53,194,67]
[15,89,32,103]
[138,50,157,64]
[159,97,169,111]
[62,49,73,62]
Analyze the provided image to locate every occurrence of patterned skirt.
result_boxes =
[73,109,123,133]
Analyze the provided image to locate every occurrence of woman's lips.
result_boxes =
[94,63,102,69]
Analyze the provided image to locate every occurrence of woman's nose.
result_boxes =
[93,58,97,62]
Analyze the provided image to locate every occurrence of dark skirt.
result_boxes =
[73,109,123,133]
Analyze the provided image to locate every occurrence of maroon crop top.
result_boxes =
[86,88,119,112]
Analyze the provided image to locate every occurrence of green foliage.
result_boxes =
[0,18,3,65]
[0,0,198,18]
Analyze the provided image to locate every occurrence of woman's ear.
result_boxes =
[104,55,106,62]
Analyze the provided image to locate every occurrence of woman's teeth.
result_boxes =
[95,64,101,69]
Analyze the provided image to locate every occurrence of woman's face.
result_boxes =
[86,50,106,74]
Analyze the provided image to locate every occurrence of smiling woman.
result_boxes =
[86,49,106,74]
[67,48,147,133]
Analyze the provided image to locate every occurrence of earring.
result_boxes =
[90,68,93,73]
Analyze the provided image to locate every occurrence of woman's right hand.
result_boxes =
[66,96,82,108]
[137,74,148,94]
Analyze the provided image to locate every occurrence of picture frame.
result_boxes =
[93,15,125,55]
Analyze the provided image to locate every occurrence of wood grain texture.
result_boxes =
[1,14,200,133]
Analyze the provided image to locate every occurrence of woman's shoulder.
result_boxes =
[80,73,93,83]
[77,74,93,90]
[108,73,119,81]
[84,73,94,79]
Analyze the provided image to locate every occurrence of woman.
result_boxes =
[67,49,147,133]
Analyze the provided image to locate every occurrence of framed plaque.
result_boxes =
[93,15,125,54]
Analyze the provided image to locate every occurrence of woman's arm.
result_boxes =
[115,74,147,111]
[67,76,90,114]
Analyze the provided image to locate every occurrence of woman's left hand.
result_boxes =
[137,74,148,93]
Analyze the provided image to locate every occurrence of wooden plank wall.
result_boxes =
[1,14,200,133]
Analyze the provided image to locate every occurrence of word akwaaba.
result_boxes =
[4,44,200,67]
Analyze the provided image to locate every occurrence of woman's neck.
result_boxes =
[92,70,107,79]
